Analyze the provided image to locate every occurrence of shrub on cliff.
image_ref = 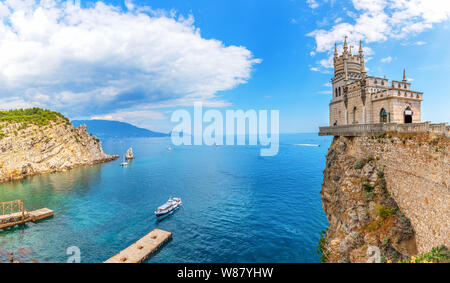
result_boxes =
[316,229,329,263]
[354,159,366,169]
[0,108,71,127]
[396,246,449,263]
[375,203,395,220]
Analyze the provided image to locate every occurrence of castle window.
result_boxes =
[380,108,387,123]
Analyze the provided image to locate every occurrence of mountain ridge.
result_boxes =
[72,120,169,138]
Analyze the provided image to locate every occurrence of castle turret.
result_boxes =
[403,69,407,82]
[359,41,366,76]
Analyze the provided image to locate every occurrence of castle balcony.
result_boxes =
[319,122,449,137]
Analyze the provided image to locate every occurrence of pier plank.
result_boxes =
[104,229,172,263]
[0,208,54,230]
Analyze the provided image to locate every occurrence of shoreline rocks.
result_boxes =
[0,120,118,183]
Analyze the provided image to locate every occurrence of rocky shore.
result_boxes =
[0,114,117,182]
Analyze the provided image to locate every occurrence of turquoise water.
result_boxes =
[0,133,331,263]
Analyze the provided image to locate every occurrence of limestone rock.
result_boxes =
[0,119,118,182]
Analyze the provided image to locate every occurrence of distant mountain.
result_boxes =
[72,120,169,138]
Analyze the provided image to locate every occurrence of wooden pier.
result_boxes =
[0,200,54,230]
[104,229,172,263]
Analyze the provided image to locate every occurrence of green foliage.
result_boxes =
[354,159,366,169]
[377,171,384,179]
[363,183,375,191]
[376,203,394,220]
[316,229,329,263]
[398,246,449,263]
[0,108,70,127]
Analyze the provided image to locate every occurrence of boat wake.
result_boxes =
[293,144,320,147]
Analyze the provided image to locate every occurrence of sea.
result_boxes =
[0,133,331,263]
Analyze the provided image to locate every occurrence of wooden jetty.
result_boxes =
[0,200,54,230]
[104,229,172,263]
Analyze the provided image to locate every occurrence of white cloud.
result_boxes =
[415,41,427,45]
[317,90,332,94]
[308,0,450,53]
[0,0,260,121]
[91,110,165,121]
[381,56,392,63]
[307,0,319,9]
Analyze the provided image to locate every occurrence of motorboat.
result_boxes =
[155,197,182,218]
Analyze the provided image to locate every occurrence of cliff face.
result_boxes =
[321,133,449,263]
[0,119,117,182]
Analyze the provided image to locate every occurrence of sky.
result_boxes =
[0,0,449,133]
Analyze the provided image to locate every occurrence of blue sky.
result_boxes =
[0,0,449,133]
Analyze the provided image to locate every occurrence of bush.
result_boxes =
[0,108,70,127]
[354,159,366,169]
[376,204,394,220]
[363,183,375,191]
[316,229,329,263]
[398,246,449,263]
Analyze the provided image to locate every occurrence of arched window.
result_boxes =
[353,106,357,124]
[380,108,387,123]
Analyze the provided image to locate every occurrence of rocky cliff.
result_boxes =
[0,109,117,182]
[320,132,449,263]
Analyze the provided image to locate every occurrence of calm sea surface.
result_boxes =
[0,133,331,263]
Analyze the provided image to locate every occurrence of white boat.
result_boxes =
[167,146,172,151]
[120,162,128,166]
[155,197,182,218]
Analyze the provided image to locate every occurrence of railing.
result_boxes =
[1,200,24,216]
[319,122,449,137]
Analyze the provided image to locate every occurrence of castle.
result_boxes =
[328,38,423,126]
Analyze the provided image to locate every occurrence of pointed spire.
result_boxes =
[359,40,364,56]
[361,58,366,75]
[343,36,348,54]
[334,42,338,57]
[403,68,407,82]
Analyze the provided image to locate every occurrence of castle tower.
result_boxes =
[331,37,365,124]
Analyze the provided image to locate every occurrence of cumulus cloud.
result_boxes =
[381,56,393,63]
[0,0,260,123]
[308,0,450,54]
[307,0,320,9]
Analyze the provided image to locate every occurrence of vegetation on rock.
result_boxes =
[0,108,70,127]
[395,246,449,263]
